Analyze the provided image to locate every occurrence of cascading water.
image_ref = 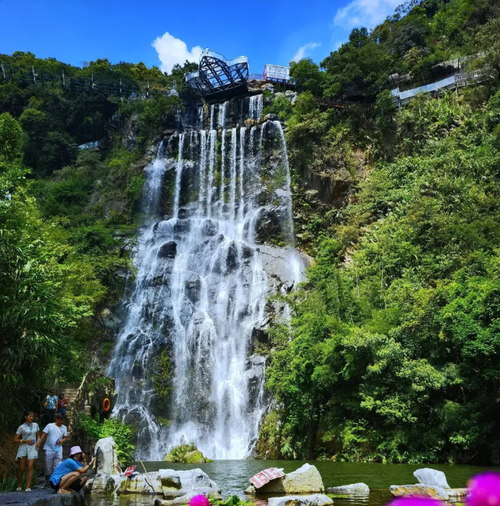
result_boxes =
[109,94,304,460]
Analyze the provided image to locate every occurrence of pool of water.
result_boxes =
[87,459,497,506]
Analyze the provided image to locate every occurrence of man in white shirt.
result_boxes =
[37,413,68,487]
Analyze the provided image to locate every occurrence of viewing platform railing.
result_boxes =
[391,69,488,106]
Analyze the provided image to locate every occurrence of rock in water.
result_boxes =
[183,450,207,464]
[95,437,120,475]
[327,483,370,495]
[268,494,333,506]
[158,241,177,259]
[89,474,120,494]
[414,468,451,489]
[257,463,325,494]
[389,484,450,500]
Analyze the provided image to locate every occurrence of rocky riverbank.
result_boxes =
[0,489,85,506]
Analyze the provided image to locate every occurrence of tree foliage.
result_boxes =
[262,0,500,465]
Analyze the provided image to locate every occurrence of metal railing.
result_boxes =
[391,69,489,106]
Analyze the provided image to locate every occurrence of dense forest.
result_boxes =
[1,0,499,468]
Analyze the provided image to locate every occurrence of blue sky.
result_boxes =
[0,0,401,73]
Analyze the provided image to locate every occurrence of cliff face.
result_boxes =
[106,92,311,460]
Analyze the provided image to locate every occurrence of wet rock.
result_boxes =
[0,488,86,506]
[117,473,160,494]
[177,208,193,220]
[251,325,269,346]
[158,241,177,259]
[245,485,256,495]
[184,271,201,304]
[183,450,207,464]
[246,355,266,385]
[173,219,192,237]
[257,464,325,495]
[95,437,120,475]
[226,242,239,272]
[101,308,121,331]
[105,468,221,498]
[259,245,310,294]
[265,113,279,121]
[155,489,222,506]
[201,219,218,237]
[173,469,220,493]
[158,470,181,489]
[268,494,333,506]
[89,473,120,494]
[414,468,450,489]
[193,311,206,325]
[327,483,370,495]
[389,484,450,500]
[241,244,254,260]
[448,489,469,501]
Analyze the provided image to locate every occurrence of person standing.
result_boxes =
[56,394,68,416]
[37,413,68,487]
[49,446,94,494]
[44,389,58,423]
[13,411,40,492]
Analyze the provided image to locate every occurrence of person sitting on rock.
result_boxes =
[48,446,94,494]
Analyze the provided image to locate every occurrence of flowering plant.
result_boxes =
[467,472,500,506]
[389,472,500,506]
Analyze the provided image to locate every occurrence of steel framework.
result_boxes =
[186,50,249,96]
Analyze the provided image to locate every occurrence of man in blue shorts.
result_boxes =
[49,446,94,494]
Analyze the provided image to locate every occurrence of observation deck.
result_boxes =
[186,50,249,96]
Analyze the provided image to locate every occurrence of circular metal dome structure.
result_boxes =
[186,49,249,96]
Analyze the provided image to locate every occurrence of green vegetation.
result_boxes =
[260,0,500,464]
[2,0,500,469]
[211,496,253,506]
[79,413,135,466]
[0,53,193,430]
[164,443,213,463]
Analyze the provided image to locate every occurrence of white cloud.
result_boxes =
[291,42,321,62]
[151,32,203,74]
[333,0,401,31]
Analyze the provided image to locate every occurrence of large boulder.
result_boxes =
[257,464,325,495]
[91,468,221,498]
[389,484,450,500]
[95,437,120,475]
[172,468,220,495]
[414,468,450,489]
[327,483,370,495]
[87,474,120,495]
[268,494,333,506]
[117,473,161,494]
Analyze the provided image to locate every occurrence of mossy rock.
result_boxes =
[164,443,213,463]
[184,450,206,463]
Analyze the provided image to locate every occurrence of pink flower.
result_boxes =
[390,499,444,506]
[468,472,500,506]
[189,495,210,506]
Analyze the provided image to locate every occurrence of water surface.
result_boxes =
[87,460,496,506]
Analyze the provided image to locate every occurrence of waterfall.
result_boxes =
[249,95,263,120]
[218,101,228,128]
[109,94,303,460]
[209,105,215,131]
